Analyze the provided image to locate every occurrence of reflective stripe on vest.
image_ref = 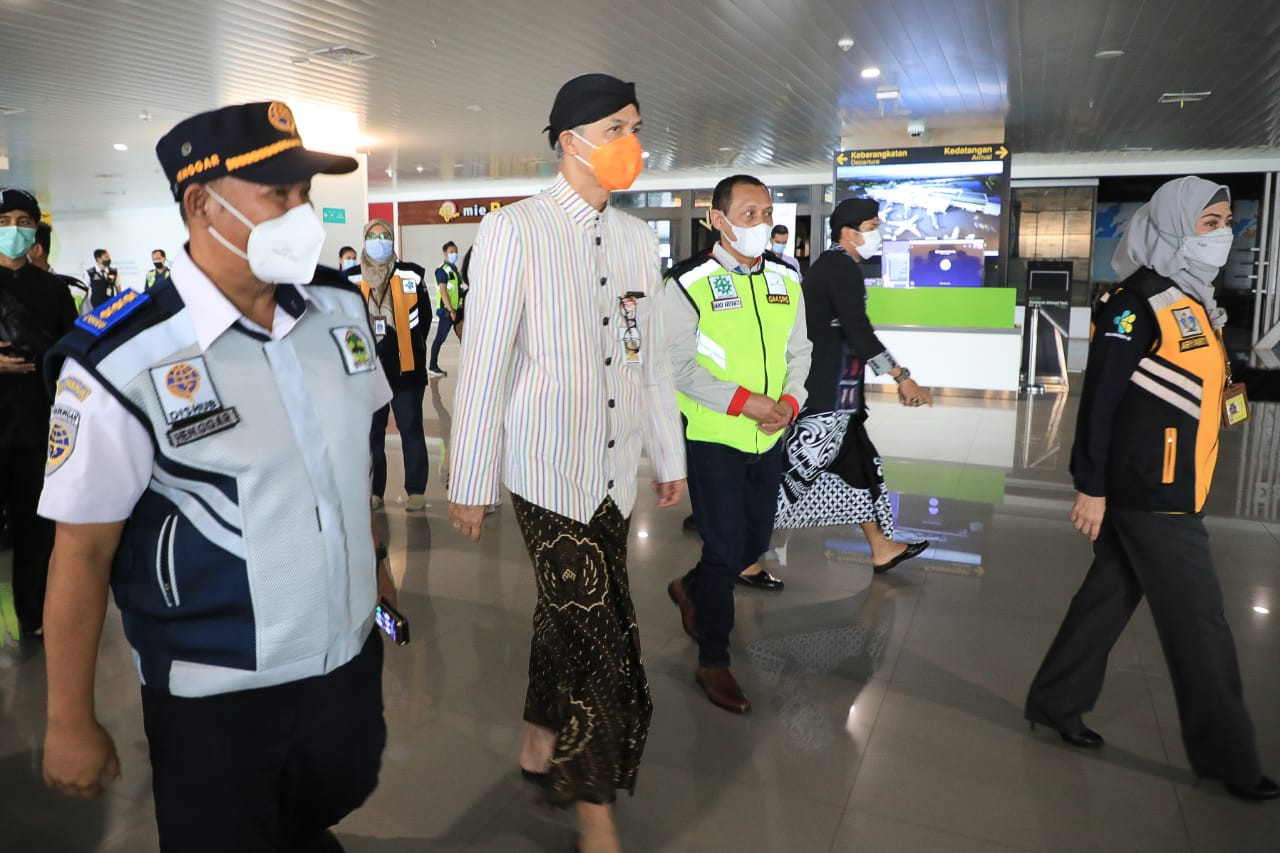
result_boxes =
[357,274,418,372]
[1127,286,1226,511]
[436,263,460,309]
[675,259,800,454]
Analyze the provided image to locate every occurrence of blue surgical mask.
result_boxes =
[446,252,458,265]
[341,257,359,270]
[0,226,36,260]
[364,237,394,262]
[770,242,787,255]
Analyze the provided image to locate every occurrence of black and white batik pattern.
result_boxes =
[774,410,895,537]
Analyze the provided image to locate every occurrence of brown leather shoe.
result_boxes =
[695,666,750,713]
[668,578,698,640]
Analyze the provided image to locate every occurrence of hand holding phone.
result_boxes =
[375,597,410,646]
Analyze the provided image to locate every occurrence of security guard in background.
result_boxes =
[40,101,400,850]
[663,174,812,713]
[85,248,119,308]
[347,219,433,510]
[1025,176,1277,801]
[428,240,460,377]
[146,248,173,289]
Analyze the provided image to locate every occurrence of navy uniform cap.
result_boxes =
[0,187,41,221]
[156,101,358,201]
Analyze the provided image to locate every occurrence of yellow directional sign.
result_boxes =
[834,143,1011,168]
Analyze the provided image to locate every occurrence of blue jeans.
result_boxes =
[429,308,453,371]
[681,438,784,667]
[370,385,429,497]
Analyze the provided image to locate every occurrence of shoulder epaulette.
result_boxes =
[74,289,151,338]
[308,265,364,296]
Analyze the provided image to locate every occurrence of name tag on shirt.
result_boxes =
[764,271,790,305]
[374,318,387,338]
[149,357,242,447]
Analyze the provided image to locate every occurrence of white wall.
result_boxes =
[47,205,189,291]
[313,154,369,266]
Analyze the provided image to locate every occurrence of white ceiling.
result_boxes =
[2,0,1278,213]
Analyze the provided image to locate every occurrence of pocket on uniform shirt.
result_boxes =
[1162,427,1177,485]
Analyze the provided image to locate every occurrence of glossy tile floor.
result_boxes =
[2,339,1279,851]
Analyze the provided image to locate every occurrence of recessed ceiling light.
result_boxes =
[1094,49,1125,59]
[717,146,734,152]
[309,44,375,63]
[861,67,881,79]
[1121,146,1152,153]
[641,151,650,159]
[1254,605,1270,614]
[837,36,854,52]
[466,104,482,112]
[138,111,151,121]
[1158,90,1211,104]
[290,55,310,65]
[415,164,424,173]
[113,143,128,151]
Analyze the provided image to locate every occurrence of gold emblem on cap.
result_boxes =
[180,142,193,156]
[267,102,297,135]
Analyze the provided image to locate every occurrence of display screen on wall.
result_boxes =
[833,144,1011,267]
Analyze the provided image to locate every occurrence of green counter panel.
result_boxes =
[882,460,1006,505]
[866,287,1016,329]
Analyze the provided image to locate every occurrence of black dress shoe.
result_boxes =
[736,568,784,590]
[1027,714,1105,749]
[682,514,698,532]
[872,540,928,574]
[1225,774,1280,801]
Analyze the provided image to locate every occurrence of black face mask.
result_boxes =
[154,261,165,270]
[101,259,111,268]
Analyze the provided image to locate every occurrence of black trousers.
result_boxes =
[141,632,386,852]
[0,444,54,634]
[370,384,429,497]
[682,439,785,668]
[1026,508,1262,786]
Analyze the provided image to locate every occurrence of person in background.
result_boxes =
[663,174,812,713]
[771,197,931,575]
[452,246,472,340]
[769,224,801,273]
[348,219,433,511]
[338,245,358,272]
[428,241,461,377]
[39,102,397,851]
[145,249,172,289]
[28,222,90,313]
[449,73,685,853]
[0,187,77,639]
[85,248,119,308]
[1024,176,1277,801]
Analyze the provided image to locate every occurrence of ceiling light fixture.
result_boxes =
[466,104,483,112]
[415,164,424,173]
[861,67,881,79]
[718,146,734,152]
[1094,49,1125,59]
[1158,90,1211,105]
[309,44,376,64]
[1254,605,1270,615]
[837,36,854,52]
[0,106,24,116]
[1121,146,1152,153]
[384,167,395,178]
[113,143,128,151]
[138,111,152,122]
[641,151,650,159]
[875,86,901,101]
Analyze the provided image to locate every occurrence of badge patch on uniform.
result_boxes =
[400,276,417,294]
[46,405,80,475]
[56,376,92,402]
[75,289,149,337]
[332,327,376,374]
[1173,307,1202,338]
[709,274,742,311]
[764,271,790,305]
[149,358,241,446]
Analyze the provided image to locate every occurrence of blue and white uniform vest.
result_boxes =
[47,271,381,697]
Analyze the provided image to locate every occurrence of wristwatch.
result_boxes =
[892,367,911,384]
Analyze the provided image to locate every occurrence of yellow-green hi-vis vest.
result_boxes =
[436,263,460,310]
[671,256,801,454]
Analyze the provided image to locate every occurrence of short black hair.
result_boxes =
[338,245,356,257]
[460,246,473,285]
[152,248,166,258]
[93,248,108,260]
[711,174,768,214]
[34,222,52,254]
[771,225,788,237]
[442,241,458,253]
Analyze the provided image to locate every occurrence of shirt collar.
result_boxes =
[170,247,312,352]
[549,172,604,229]
[711,242,761,275]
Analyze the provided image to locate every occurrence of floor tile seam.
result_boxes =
[833,799,1039,853]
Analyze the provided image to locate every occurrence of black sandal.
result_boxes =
[872,540,928,574]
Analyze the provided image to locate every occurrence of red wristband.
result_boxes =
[727,386,751,416]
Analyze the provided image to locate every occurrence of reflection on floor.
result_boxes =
[2,341,1279,851]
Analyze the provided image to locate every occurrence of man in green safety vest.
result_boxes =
[145,248,172,289]
[428,240,461,377]
[662,174,812,713]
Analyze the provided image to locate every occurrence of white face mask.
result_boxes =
[205,186,326,284]
[723,217,772,258]
[854,227,883,259]
[1180,227,1233,269]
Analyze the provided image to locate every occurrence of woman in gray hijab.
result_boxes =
[1024,176,1277,801]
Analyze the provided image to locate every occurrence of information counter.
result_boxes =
[865,287,1021,393]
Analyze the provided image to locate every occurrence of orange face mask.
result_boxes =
[572,131,644,192]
